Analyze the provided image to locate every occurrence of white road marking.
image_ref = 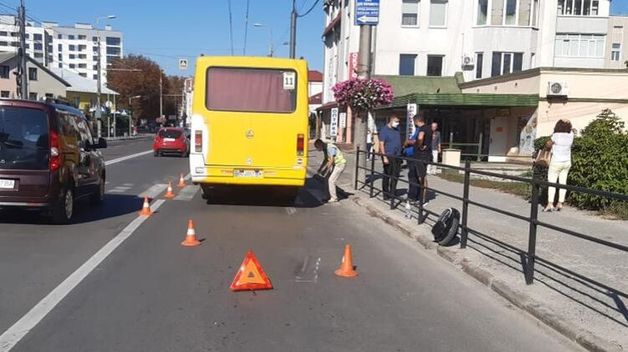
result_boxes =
[295,256,322,283]
[174,185,199,201]
[285,207,297,215]
[0,199,166,352]
[105,150,153,166]
[139,184,167,199]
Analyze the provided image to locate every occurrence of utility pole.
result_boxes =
[17,0,28,99]
[289,0,297,58]
[353,24,373,183]
[159,74,163,120]
[95,36,102,138]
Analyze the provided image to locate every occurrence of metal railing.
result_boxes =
[442,132,485,161]
[354,147,628,285]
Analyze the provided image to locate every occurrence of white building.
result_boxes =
[322,0,617,103]
[0,15,123,84]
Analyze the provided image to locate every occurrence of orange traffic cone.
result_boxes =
[335,244,358,278]
[181,219,201,247]
[165,182,175,199]
[177,174,187,188]
[138,197,152,217]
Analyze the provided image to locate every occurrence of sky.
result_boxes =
[5,0,628,76]
[16,0,326,76]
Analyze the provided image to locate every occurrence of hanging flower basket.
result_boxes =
[332,78,393,115]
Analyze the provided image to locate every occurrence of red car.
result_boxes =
[153,128,189,157]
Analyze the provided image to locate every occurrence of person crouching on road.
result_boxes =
[315,139,346,203]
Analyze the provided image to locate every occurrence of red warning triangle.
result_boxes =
[230,250,273,292]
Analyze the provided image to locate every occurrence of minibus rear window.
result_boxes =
[206,67,297,113]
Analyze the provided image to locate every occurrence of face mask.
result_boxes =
[392,122,400,128]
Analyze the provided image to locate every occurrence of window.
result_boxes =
[58,53,62,60]
[93,74,98,80]
[430,0,448,27]
[79,54,86,59]
[518,0,532,25]
[34,43,43,51]
[58,63,63,68]
[558,0,599,15]
[491,52,523,76]
[477,0,488,25]
[427,55,444,76]
[69,64,76,69]
[69,45,76,51]
[69,54,76,59]
[33,33,42,41]
[206,68,297,113]
[492,0,504,25]
[58,43,62,51]
[106,37,121,46]
[34,53,43,59]
[0,31,7,36]
[78,45,87,51]
[0,65,9,79]
[68,35,75,40]
[93,56,98,62]
[402,0,420,26]
[58,34,62,39]
[93,65,98,70]
[78,35,86,40]
[28,92,37,100]
[92,36,97,42]
[1,91,9,98]
[28,67,37,81]
[399,54,417,75]
[611,43,621,61]
[79,73,87,77]
[93,46,99,52]
[476,52,484,79]
[0,41,7,46]
[554,34,605,57]
[106,47,121,56]
[78,63,87,69]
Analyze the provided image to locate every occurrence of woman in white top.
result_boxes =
[543,119,575,212]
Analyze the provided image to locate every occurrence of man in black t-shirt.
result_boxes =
[408,114,431,205]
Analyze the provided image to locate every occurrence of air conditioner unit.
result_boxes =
[547,81,569,97]
[461,55,474,67]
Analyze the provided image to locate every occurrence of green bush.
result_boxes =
[569,109,628,211]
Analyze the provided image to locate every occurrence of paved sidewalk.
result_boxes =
[308,147,627,352]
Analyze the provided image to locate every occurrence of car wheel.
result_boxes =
[154,150,159,157]
[51,187,74,224]
[200,184,211,200]
[90,175,105,205]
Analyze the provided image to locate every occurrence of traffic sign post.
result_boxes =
[355,0,380,26]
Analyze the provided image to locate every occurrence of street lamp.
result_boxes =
[253,23,274,57]
[95,15,116,138]
[128,95,141,137]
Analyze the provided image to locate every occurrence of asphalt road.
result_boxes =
[0,139,582,352]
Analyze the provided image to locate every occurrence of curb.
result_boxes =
[350,195,624,352]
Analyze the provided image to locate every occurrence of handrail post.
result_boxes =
[417,159,425,224]
[526,180,540,285]
[477,132,483,162]
[460,160,471,248]
[354,146,360,190]
[369,150,375,198]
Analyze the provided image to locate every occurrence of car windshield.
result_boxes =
[0,106,49,170]
[159,129,182,139]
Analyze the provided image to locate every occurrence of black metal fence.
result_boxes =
[354,147,628,285]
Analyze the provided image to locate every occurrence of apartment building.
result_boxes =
[606,16,628,69]
[0,15,123,84]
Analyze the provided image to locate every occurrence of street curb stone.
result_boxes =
[349,195,624,352]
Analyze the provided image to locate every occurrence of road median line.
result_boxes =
[0,199,166,352]
[105,150,153,166]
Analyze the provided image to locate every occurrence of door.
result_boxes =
[73,115,98,196]
[489,116,508,162]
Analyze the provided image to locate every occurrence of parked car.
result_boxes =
[0,99,107,224]
[153,127,189,157]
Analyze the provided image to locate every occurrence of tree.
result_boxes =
[163,75,186,117]
[107,55,166,122]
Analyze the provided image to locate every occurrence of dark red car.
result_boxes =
[153,127,189,157]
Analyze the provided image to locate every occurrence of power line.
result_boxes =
[227,0,234,55]
[243,0,250,55]
[298,0,321,18]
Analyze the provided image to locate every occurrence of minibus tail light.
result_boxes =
[194,130,202,153]
[50,130,61,172]
[296,134,304,156]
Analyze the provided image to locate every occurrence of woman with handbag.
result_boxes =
[543,119,575,212]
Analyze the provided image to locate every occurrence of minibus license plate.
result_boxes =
[0,179,15,189]
[234,170,263,178]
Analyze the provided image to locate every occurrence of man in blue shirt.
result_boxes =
[378,115,402,200]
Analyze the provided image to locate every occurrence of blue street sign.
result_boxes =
[355,0,380,26]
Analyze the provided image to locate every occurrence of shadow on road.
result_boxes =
[204,177,345,209]
[0,194,143,225]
